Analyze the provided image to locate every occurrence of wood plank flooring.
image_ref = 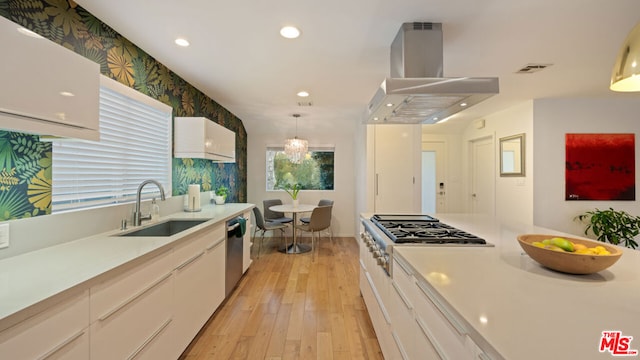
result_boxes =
[179,235,383,360]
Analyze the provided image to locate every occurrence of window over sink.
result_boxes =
[50,76,172,212]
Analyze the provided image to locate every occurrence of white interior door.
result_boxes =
[422,141,447,214]
[470,137,495,215]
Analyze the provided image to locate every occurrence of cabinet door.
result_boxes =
[0,291,89,360]
[410,278,475,360]
[90,250,174,360]
[373,124,421,213]
[204,235,226,314]
[0,16,99,140]
[172,228,214,353]
[242,211,252,272]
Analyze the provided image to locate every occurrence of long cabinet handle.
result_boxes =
[98,272,172,322]
[37,329,85,360]
[416,279,467,336]
[415,316,446,360]
[206,237,225,251]
[395,256,413,277]
[392,281,413,310]
[175,251,204,271]
[391,330,409,360]
[127,318,172,360]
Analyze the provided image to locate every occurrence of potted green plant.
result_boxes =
[214,185,229,205]
[282,183,301,207]
[575,207,640,249]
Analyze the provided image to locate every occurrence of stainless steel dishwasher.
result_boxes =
[225,217,244,296]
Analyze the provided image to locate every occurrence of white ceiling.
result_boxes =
[75,0,640,138]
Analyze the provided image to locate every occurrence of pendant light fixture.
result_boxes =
[284,114,308,164]
[611,22,640,92]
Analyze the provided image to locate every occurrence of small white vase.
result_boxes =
[214,195,226,205]
[292,199,299,207]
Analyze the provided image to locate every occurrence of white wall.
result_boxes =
[247,131,356,237]
[486,102,534,224]
[533,97,640,236]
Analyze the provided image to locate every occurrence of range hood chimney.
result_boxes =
[364,22,499,124]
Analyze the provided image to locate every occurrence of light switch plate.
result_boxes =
[0,223,9,249]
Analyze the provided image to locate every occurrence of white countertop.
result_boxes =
[393,213,640,360]
[0,203,253,331]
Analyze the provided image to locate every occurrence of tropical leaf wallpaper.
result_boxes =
[0,0,247,221]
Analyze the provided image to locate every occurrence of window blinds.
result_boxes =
[51,76,172,211]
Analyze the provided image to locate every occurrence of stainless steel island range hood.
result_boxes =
[364,22,499,124]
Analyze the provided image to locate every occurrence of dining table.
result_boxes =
[269,203,316,254]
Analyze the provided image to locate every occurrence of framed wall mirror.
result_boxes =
[500,133,525,177]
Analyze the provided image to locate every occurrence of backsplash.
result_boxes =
[0,0,246,221]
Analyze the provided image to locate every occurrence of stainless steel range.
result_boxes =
[360,214,491,275]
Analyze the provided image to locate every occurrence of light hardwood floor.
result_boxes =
[179,235,383,360]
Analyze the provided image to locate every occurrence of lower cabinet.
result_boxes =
[172,223,226,356]
[392,257,491,360]
[2,216,243,359]
[0,290,89,359]
[242,210,252,273]
[89,249,175,360]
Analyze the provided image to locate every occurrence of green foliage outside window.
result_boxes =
[267,150,334,191]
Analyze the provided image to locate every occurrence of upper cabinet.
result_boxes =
[174,117,236,162]
[0,16,100,141]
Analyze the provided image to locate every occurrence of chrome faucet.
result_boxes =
[134,180,166,226]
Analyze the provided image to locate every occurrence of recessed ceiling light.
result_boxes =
[297,91,309,97]
[59,91,75,97]
[460,102,467,107]
[280,26,300,39]
[175,38,190,47]
[385,103,394,107]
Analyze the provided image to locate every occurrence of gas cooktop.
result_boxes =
[371,214,487,245]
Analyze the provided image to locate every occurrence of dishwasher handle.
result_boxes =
[227,223,240,232]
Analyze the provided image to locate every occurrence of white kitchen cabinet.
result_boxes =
[89,249,175,360]
[0,16,99,141]
[395,255,478,360]
[242,210,252,273]
[370,124,421,213]
[0,290,89,360]
[174,117,236,162]
[172,224,225,356]
[203,228,226,315]
[391,258,442,360]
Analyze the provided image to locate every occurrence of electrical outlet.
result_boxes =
[0,223,8,249]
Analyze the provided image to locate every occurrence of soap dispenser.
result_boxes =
[151,198,160,221]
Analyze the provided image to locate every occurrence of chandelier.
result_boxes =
[284,114,308,164]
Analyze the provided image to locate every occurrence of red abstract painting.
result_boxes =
[565,134,635,201]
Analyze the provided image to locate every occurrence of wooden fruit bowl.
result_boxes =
[517,234,623,274]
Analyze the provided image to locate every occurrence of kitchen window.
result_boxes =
[50,76,172,211]
[266,146,334,191]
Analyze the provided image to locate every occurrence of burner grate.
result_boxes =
[371,216,486,245]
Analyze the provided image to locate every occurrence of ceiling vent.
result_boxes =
[297,101,313,107]
[516,63,553,74]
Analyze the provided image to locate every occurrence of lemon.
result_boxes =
[532,241,545,248]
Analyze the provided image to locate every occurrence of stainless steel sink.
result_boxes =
[117,219,209,237]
